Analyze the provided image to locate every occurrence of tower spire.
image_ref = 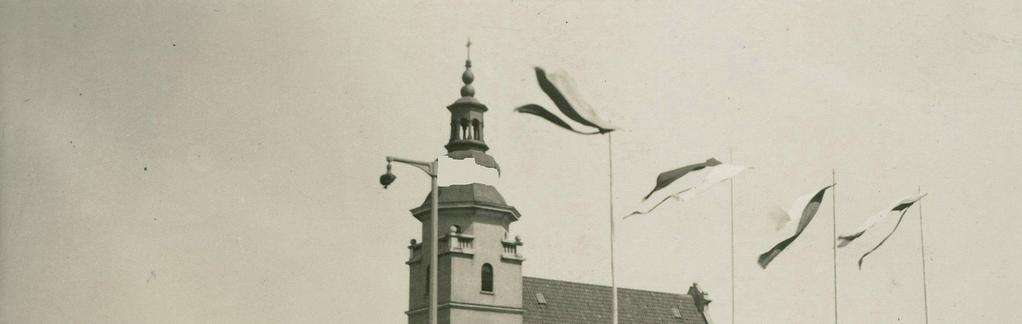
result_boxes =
[446,40,489,153]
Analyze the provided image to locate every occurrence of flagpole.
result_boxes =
[832,169,838,324]
[729,147,736,324]
[918,186,930,324]
[608,132,618,324]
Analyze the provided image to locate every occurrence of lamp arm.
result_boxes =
[386,156,437,177]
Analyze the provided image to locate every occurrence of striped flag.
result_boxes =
[757,184,835,268]
[625,161,750,218]
[643,158,722,200]
[837,193,928,268]
[514,67,617,135]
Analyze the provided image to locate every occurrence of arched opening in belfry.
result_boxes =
[451,120,460,140]
[472,119,481,141]
[460,118,471,140]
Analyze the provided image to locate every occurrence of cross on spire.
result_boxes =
[460,38,475,97]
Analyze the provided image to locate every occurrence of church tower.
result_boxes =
[405,43,525,324]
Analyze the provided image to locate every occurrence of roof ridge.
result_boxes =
[523,276,691,297]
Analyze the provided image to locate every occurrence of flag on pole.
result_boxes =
[758,184,835,268]
[625,161,751,218]
[837,193,928,268]
[643,158,722,200]
[514,65,621,324]
[514,67,617,135]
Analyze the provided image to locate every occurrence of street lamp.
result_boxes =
[380,156,439,324]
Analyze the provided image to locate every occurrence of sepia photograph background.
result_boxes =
[2,1,1021,323]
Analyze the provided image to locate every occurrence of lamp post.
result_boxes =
[380,156,439,324]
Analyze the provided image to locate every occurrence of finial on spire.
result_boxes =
[460,38,475,97]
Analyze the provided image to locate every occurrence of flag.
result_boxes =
[642,158,722,200]
[438,153,500,187]
[514,67,617,135]
[625,161,750,218]
[757,184,835,268]
[837,193,927,268]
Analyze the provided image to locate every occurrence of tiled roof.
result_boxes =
[419,183,509,208]
[522,277,707,324]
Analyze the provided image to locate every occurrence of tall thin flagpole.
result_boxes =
[608,132,618,324]
[730,147,736,324]
[918,186,930,324]
[429,168,439,324]
[832,169,838,324]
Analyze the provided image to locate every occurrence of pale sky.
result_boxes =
[2,1,1021,323]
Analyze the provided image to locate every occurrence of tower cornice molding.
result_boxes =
[410,202,520,221]
[405,302,525,316]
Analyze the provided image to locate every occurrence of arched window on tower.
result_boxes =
[481,263,493,292]
[425,265,430,297]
